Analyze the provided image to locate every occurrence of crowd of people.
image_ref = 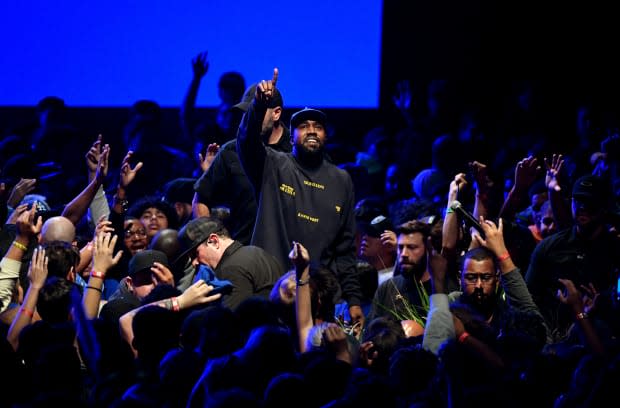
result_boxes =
[1,61,620,407]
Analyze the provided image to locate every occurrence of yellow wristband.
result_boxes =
[13,241,28,251]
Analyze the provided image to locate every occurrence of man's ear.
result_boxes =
[66,266,76,283]
[126,276,134,292]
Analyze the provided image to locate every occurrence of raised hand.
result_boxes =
[7,178,36,208]
[92,232,123,276]
[449,172,468,201]
[289,241,310,275]
[472,216,508,257]
[6,203,28,225]
[469,160,494,193]
[28,246,48,290]
[85,134,103,176]
[513,156,541,192]
[95,143,110,184]
[16,205,43,239]
[256,68,279,106]
[191,51,210,80]
[544,154,564,192]
[198,143,220,173]
[93,215,113,241]
[119,150,143,188]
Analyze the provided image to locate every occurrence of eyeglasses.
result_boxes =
[124,229,147,239]
[463,273,496,285]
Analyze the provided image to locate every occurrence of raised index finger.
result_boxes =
[272,68,279,87]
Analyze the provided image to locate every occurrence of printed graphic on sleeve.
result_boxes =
[280,184,296,196]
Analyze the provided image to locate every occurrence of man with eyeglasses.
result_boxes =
[423,217,547,355]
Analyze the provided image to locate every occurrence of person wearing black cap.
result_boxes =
[236,68,364,329]
[526,173,620,343]
[192,82,291,246]
[177,216,283,310]
[161,177,196,226]
[99,249,175,323]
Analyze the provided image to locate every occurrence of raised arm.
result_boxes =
[85,134,111,225]
[118,279,221,356]
[422,236,456,355]
[544,154,572,230]
[61,143,110,225]
[291,241,312,352]
[498,156,541,220]
[470,160,493,223]
[192,143,222,219]
[474,217,542,316]
[180,51,209,144]
[236,68,279,191]
[442,172,468,258]
[83,232,123,319]
[0,207,42,313]
[7,246,48,351]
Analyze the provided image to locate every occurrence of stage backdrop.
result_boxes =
[1,0,382,108]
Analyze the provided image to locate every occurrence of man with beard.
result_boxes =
[368,220,435,324]
[236,68,363,328]
[193,83,291,245]
[423,217,546,355]
[526,174,620,343]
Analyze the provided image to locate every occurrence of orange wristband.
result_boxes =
[496,252,511,262]
[21,307,34,318]
[458,332,470,343]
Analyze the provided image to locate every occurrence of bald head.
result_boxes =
[149,228,181,263]
[40,216,76,244]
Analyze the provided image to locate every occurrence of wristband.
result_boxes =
[12,241,28,251]
[90,269,105,279]
[496,252,511,262]
[21,307,34,318]
[446,207,455,214]
[171,297,180,312]
[458,332,470,343]
[296,278,310,287]
[86,285,102,293]
[576,312,589,321]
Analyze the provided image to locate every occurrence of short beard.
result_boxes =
[462,289,496,318]
[397,256,426,280]
[293,141,324,168]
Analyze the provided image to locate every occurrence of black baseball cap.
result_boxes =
[176,217,225,264]
[128,250,169,277]
[290,107,327,130]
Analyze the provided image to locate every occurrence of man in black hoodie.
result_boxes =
[236,68,363,329]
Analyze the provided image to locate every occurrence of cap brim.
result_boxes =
[173,237,207,266]
[232,101,251,112]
